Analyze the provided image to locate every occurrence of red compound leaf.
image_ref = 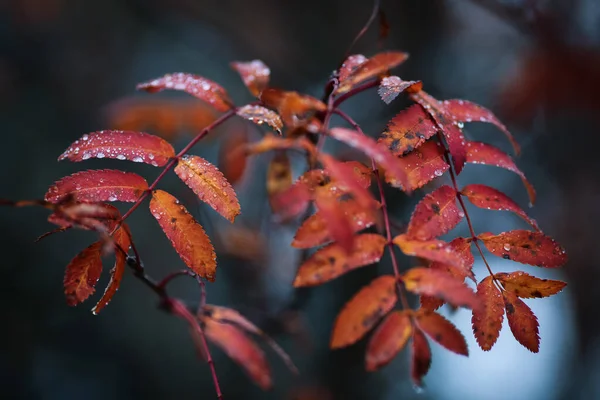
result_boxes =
[471,276,504,351]
[63,241,103,306]
[366,311,412,371]
[415,309,468,356]
[336,51,409,94]
[502,290,540,353]
[406,185,462,240]
[402,267,479,310]
[230,60,270,97]
[495,271,567,299]
[378,104,438,156]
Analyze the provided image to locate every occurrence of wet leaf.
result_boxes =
[415,310,468,355]
[471,276,504,351]
[366,311,412,371]
[336,51,409,94]
[236,105,283,134]
[402,267,479,309]
[260,88,326,127]
[378,105,438,156]
[314,193,355,253]
[385,140,450,190]
[495,271,566,298]
[63,241,103,306]
[378,76,422,104]
[269,181,312,222]
[393,234,468,268]
[411,328,431,387]
[407,185,461,240]
[230,60,270,97]
[502,290,540,352]
[338,54,368,84]
[319,154,376,209]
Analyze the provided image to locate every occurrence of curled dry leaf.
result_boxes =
[471,276,504,351]
[411,328,432,387]
[502,290,540,353]
[336,51,409,94]
[495,271,566,298]
[45,169,148,203]
[378,76,422,104]
[236,104,283,134]
[149,190,217,281]
[415,310,468,356]
[378,104,438,156]
[59,130,175,167]
[137,73,233,112]
[63,241,103,306]
[478,230,567,268]
[366,311,412,371]
[259,88,326,127]
[385,140,450,190]
[393,234,468,268]
[175,155,240,223]
[294,233,387,287]
[406,185,462,241]
[402,267,479,310]
[230,60,270,97]
[330,275,398,349]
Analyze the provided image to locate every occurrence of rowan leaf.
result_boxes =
[299,161,372,199]
[495,271,566,298]
[269,181,311,222]
[336,51,409,94]
[149,190,217,281]
[204,318,272,390]
[219,130,249,185]
[259,88,326,127]
[378,76,422,104]
[236,105,283,134]
[393,234,468,268]
[49,202,121,232]
[174,155,240,223]
[330,275,398,349]
[314,193,355,253]
[411,328,432,387]
[137,73,233,112]
[415,310,468,356]
[45,169,148,203]
[385,140,450,190]
[63,241,103,306]
[407,185,462,240]
[402,267,479,309]
[266,151,292,207]
[378,105,438,156]
[462,184,539,230]
[471,276,504,351]
[246,133,316,156]
[230,60,270,97]
[319,154,376,209]
[294,233,387,287]
[59,130,175,166]
[478,230,567,268]
[466,141,536,205]
[366,311,412,371]
[503,290,540,352]
[338,54,368,84]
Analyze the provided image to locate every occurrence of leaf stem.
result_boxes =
[332,79,380,107]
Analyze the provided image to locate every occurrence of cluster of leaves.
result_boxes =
[3,36,567,398]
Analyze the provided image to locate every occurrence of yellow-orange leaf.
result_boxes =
[393,234,467,268]
[415,310,468,356]
[260,88,326,127]
[267,151,292,211]
[496,271,566,299]
[236,104,283,134]
[336,51,409,94]
[471,276,504,351]
[330,275,398,349]
[294,233,387,287]
[502,290,540,352]
[230,60,270,97]
[411,328,432,387]
[63,241,103,306]
[149,190,217,281]
[365,311,412,371]
[402,267,479,310]
[175,155,240,223]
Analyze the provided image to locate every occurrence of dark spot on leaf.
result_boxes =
[502,254,510,260]
[505,302,515,314]
[171,217,177,223]
[431,204,440,214]
[532,290,543,298]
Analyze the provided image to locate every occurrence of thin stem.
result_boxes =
[156,269,197,290]
[340,0,381,65]
[333,79,380,107]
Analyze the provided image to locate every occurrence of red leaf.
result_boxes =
[236,105,283,134]
[478,230,567,268]
[407,185,462,240]
[338,54,368,84]
[149,190,217,281]
[471,276,504,351]
[299,161,372,198]
[319,154,376,209]
[462,184,539,230]
[394,234,468,268]
[402,267,479,310]
[294,233,387,287]
[411,328,432,387]
[415,310,468,356]
[495,271,567,298]
[49,202,121,232]
[378,104,438,156]
[204,318,272,389]
[230,60,270,97]
[366,311,412,371]
[378,76,422,104]
[465,141,536,205]
[330,275,398,349]
[59,130,175,167]
[137,73,233,112]
[174,155,240,222]
[385,140,450,190]
[45,169,148,203]
[219,130,249,185]
[503,290,540,352]
[314,193,355,254]
[269,181,311,222]
[336,51,409,94]
[259,88,326,127]
[63,241,103,306]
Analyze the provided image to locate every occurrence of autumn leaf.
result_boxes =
[175,155,240,222]
[299,161,372,199]
[314,193,355,253]
[246,133,316,157]
[318,154,376,209]
[385,140,450,190]
[59,130,175,166]
[411,328,432,387]
[230,60,270,97]
[465,141,536,205]
[336,51,409,94]
[393,234,468,268]
[415,310,468,356]
[407,185,462,240]
[495,271,566,298]
[45,169,148,203]
[266,151,292,210]
[269,181,311,222]
[471,276,504,351]
[236,104,283,134]
[63,241,103,306]
[338,54,368,84]
[330,275,398,349]
[366,311,412,371]
[378,76,422,104]
[259,88,326,127]
[149,190,217,281]
[294,233,387,287]
[137,73,233,112]
[478,230,567,268]
[402,267,479,310]
[502,290,540,352]
[219,130,249,185]
[461,184,539,230]
[378,105,438,156]
[49,202,121,233]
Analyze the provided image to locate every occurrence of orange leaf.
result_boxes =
[63,241,103,306]
[45,169,148,203]
[471,276,504,351]
[411,328,432,387]
[415,310,468,356]
[219,130,249,185]
[503,290,540,352]
[330,275,398,349]
[204,318,272,389]
[407,185,462,240]
[385,140,450,190]
[495,271,566,298]
[336,51,409,94]
[299,161,372,198]
[338,54,368,84]
[466,141,536,205]
[49,202,121,232]
[149,190,217,281]
[230,60,270,97]
[378,104,438,156]
[393,234,468,268]
[462,184,539,230]
[137,73,233,112]
[59,130,175,166]
[402,267,479,309]
[478,230,567,268]
[236,104,283,134]
[365,311,412,371]
[246,133,316,156]
[314,193,355,253]
[294,233,387,287]
[319,154,376,209]
[174,155,240,223]
[378,76,422,104]
[259,88,326,127]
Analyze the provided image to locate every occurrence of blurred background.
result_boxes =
[1,0,599,399]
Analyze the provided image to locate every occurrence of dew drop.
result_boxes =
[116,154,126,160]
[503,243,511,251]
[133,156,143,163]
